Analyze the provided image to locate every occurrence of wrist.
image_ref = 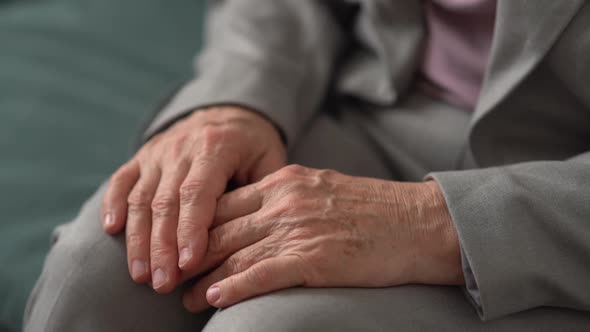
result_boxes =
[188,106,286,183]
[196,106,286,145]
[192,105,266,125]
[410,181,464,285]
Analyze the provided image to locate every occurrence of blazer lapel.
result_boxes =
[471,0,585,126]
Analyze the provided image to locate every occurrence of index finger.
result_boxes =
[212,183,262,227]
[101,160,140,234]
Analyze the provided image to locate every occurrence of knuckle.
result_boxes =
[207,229,226,256]
[127,189,152,211]
[151,194,177,211]
[176,217,197,234]
[179,180,206,204]
[262,166,301,190]
[151,227,176,249]
[223,256,242,276]
[282,164,306,175]
[291,254,314,286]
[149,245,173,261]
[126,233,148,250]
[276,165,306,183]
[246,264,271,286]
[150,234,176,253]
[150,234,170,248]
[151,194,178,218]
[200,125,226,150]
[317,168,338,181]
[168,134,191,159]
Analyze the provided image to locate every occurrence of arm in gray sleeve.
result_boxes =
[144,0,346,144]
[428,151,590,320]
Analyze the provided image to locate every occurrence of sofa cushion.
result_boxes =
[0,1,204,330]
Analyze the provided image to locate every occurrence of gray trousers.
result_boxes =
[24,93,590,331]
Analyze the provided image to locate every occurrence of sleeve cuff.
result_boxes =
[425,172,484,318]
[143,51,305,144]
[426,168,536,321]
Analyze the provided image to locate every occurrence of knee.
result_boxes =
[203,286,476,332]
[204,286,590,332]
[26,217,136,331]
[25,187,205,332]
[203,288,387,332]
[26,188,153,331]
[203,288,349,332]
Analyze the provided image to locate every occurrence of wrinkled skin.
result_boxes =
[101,106,462,311]
[182,165,463,311]
[102,107,286,293]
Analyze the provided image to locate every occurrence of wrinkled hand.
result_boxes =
[182,165,464,312]
[101,107,286,293]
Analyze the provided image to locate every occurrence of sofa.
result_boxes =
[0,0,205,330]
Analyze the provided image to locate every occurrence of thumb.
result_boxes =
[206,256,304,309]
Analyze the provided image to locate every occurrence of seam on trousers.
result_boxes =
[43,238,106,332]
[23,270,45,328]
[24,218,74,329]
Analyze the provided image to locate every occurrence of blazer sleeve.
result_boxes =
[428,151,590,320]
[143,0,345,144]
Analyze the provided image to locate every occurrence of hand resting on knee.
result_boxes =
[101,106,287,293]
[100,106,464,313]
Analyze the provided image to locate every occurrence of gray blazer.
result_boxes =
[144,0,590,321]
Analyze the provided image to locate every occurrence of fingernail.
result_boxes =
[152,268,168,290]
[104,212,115,228]
[131,260,148,280]
[179,247,192,268]
[206,286,221,305]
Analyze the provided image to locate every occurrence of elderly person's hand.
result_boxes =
[101,107,287,293]
[181,165,464,312]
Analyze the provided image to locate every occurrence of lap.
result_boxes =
[27,93,586,332]
[204,286,590,332]
[24,184,215,332]
[24,105,401,331]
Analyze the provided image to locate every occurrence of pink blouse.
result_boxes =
[420,0,497,111]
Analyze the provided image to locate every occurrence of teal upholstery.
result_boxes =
[0,1,205,330]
